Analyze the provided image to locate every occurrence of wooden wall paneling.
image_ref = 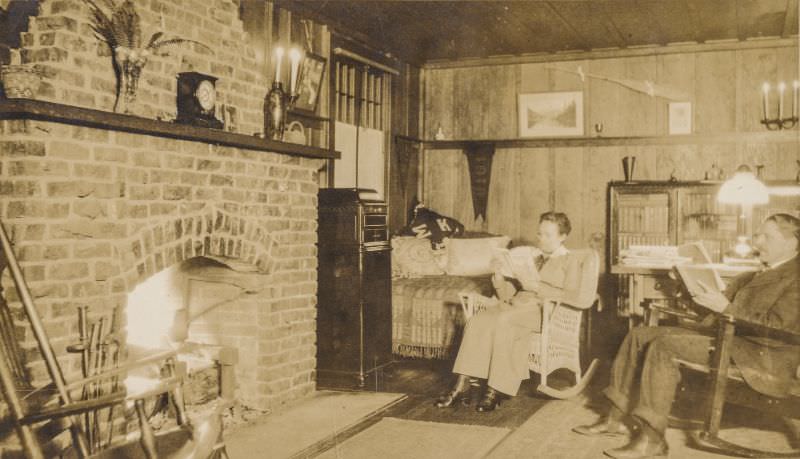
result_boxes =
[625,145,658,180]
[519,62,550,94]
[736,48,777,132]
[548,59,586,92]
[583,146,618,263]
[775,142,800,181]
[698,143,732,180]
[655,144,681,180]
[431,149,454,216]
[657,53,696,136]
[553,147,586,248]
[623,55,659,137]
[456,151,480,231]
[694,50,737,133]
[452,67,478,139]
[737,141,780,179]
[486,65,518,139]
[487,149,521,238]
[424,68,454,139]
[673,144,704,181]
[517,147,552,245]
[518,62,550,141]
[473,66,491,138]
[586,58,627,137]
[775,45,799,86]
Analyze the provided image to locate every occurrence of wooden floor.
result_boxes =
[316,304,627,432]
[312,307,799,458]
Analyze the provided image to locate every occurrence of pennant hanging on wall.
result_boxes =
[395,137,417,198]
[464,143,495,221]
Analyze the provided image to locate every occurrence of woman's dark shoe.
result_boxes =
[573,418,633,437]
[435,375,472,408]
[476,387,504,412]
[603,431,668,459]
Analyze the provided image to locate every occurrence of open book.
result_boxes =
[674,263,726,298]
[492,246,540,291]
[677,241,714,265]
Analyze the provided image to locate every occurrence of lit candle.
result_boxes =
[761,82,770,121]
[289,48,302,95]
[274,47,284,84]
[793,80,799,119]
[778,81,786,120]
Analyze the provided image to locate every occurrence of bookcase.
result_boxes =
[609,180,800,266]
[609,180,800,320]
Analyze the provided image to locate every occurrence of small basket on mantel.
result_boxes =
[0,50,42,99]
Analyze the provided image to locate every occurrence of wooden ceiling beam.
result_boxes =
[544,1,591,51]
[596,3,629,48]
[783,0,799,37]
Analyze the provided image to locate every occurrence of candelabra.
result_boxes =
[760,81,799,130]
[264,47,303,141]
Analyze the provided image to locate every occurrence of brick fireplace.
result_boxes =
[0,0,337,419]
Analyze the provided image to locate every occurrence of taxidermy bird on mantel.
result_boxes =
[546,65,690,101]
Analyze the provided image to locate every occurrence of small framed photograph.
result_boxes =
[294,53,327,114]
[668,102,692,135]
[518,91,584,137]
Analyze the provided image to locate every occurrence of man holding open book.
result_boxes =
[435,211,579,412]
[573,213,800,459]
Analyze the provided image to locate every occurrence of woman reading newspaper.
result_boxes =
[435,211,580,412]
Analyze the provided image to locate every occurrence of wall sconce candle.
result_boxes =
[760,80,799,130]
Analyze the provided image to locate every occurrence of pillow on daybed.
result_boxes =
[442,236,511,276]
[391,236,446,278]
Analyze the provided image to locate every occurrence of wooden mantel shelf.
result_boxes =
[422,130,799,149]
[0,99,340,160]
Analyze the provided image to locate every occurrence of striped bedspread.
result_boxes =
[392,275,493,359]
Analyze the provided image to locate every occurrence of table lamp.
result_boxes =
[716,165,769,258]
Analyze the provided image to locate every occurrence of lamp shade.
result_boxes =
[717,166,770,205]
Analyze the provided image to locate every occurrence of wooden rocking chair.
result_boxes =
[0,219,227,459]
[686,314,800,458]
[459,248,601,399]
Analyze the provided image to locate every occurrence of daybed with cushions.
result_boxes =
[391,235,510,359]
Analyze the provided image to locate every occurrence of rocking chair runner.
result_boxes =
[688,314,800,458]
[645,300,800,457]
[459,248,601,399]
[0,219,227,459]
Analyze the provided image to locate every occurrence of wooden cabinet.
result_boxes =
[316,188,392,386]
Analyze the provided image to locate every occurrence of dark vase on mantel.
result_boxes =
[264,81,287,141]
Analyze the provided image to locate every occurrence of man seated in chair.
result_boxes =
[573,213,800,459]
[435,211,578,412]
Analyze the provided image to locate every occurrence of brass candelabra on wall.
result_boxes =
[760,81,799,130]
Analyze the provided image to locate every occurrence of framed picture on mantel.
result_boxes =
[518,91,584,138]
[294,53,327,114]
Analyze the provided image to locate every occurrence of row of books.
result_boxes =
[617,234,671,252]
[617,205,669,233]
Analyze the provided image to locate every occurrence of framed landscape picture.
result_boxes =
[518,91,584,137]
[294,53,327,114]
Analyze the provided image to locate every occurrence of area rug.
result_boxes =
[485,395,797,459]
[316,417,510,459]
[225,390,405,459]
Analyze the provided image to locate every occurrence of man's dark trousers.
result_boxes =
[603,325,714,433]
